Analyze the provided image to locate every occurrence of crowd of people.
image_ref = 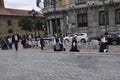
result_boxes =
[0,33,43,51]
[0,32,109,53]
[0,32,20,51]
[51,32,109,53]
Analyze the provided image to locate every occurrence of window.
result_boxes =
[77,13,88,27]
[99,11,109,25]
[75,0,87,5]
[52,18,61,33]
[7,20,12,26]
[115,9,120,24]
[7,20,13,33]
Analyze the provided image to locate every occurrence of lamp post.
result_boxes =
[101,0,113,34]
[53,0,58,33]
[28,9,38,40]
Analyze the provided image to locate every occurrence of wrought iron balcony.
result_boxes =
[75,0,87,5]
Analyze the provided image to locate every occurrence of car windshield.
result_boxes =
[77,33,85,36]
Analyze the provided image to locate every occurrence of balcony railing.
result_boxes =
[42,5,69,13]
[42,0,120,13]
[75,0,87,5]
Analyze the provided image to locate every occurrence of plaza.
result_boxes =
[0,46,120,80]
[0,0,120,79]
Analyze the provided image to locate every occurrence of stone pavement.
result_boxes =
[0,47,120,80]
[40,45,120,54]
[18,42,120,54]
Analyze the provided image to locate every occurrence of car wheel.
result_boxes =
[112,41,117,45]
[81,39,86,43]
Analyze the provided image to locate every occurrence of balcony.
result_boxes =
[75,0,87,5]
[42,5,69,13]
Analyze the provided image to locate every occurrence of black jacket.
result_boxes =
[12,34,20,43]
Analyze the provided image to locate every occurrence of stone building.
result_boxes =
[0,0,44,36]
[42,0,120,37]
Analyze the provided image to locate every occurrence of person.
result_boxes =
[1,37,8,50]
[99,33,108,53]
[21,34,27,48]
[7,34,13,49]
[70,34,79,52]
[59,34,65,51]
[53,33,61,51]
[12,32,20,51]
[40,36,45,50]
[28,34,33,48]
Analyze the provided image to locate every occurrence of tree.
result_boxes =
[35,19,44,30]
[18,17,33,34]
[35,19,44,36]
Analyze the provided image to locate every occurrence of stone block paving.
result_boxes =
[0,47,120,80]
[39,45,120,54]
[18,42,120,54]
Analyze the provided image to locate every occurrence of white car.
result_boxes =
[63,33,88,43]
[43,35,55,41]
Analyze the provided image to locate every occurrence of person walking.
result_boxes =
[21,34,27,48]
[12,32,20,51]
[40,37,45,50]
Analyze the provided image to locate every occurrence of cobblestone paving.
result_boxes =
[0,49,120,80]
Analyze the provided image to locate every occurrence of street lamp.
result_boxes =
[53,0,58,33]
[101,0,113,34]
[28,9,38,40]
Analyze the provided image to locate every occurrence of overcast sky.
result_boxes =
[4,0,44,11]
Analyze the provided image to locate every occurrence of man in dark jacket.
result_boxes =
[12,32,20,51]
[40,37,45,50]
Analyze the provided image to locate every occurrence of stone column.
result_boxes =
[49,20,53,35]
[88,7,99,37]
[60,18,64,34]
[109,7,116,32]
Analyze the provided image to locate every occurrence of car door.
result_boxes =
[77,33,84,42]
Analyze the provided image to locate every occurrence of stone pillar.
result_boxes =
[60,18,64,34]
[109,7,116,32]
[49,20,53,35]
[47,20,50,35]
[88,8,99,37]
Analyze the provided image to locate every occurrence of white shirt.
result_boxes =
[101,37,107,43]
[15,35,18,41]
[8,37,12,43]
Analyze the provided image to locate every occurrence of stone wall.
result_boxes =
[0,16,21,36]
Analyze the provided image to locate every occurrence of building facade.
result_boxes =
[0,0,44,36]
[42,0,120,37]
